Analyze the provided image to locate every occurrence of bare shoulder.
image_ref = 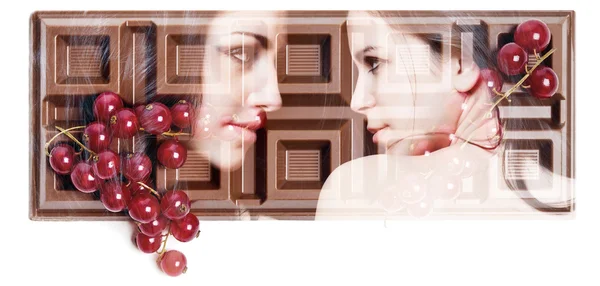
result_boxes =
[318,155,388,198]
[315,155,394,219]
[315,145,499,219]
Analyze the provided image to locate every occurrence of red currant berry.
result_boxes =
[123,153,152,182]
[134,104,146,118]
[49,144,75,175]
[100,181,132,212]
[497,43,528,75]
[138,103,172,135]
[170,100,193,129]
[171,213,200,242]
[160,190,191,220]
[110,109,139,139]
[128,193,161,223]
[528,66,559,98]
[157,139,187,169]
[159,250,187,277]
[479,69,504,94]
[135,232,162,254]
[92,150,120,180]
[138,215,169,237]
[70,162,98,193]
[83,122,112,153]
[93,92,124,122]
[514,19,551,53]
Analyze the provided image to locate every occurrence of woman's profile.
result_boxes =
[192,11,285,171]
[315,11,573,219]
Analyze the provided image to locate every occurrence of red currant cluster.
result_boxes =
[45,91,199,277]
[480,19,559,99]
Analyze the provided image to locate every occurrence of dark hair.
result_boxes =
[368,11,573,213]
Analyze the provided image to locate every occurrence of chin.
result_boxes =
[209,145,249,172]
[198,136,254,172]
[211,157,243,171]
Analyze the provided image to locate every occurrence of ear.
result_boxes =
[451,56,481,93]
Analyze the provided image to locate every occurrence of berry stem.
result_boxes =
[492,89,504,97]
[461,48,556,149]
[44,126,92,156]
[139,126,189,137]
[161,131,191,137]
[55,126,97,156]
[158,233,170,255]
[156,224,172,262]
[136,182,161,199]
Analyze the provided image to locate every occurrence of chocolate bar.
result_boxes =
[30,11,574,220]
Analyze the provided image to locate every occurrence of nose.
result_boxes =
[350,73,376,113]
[245,54,282,112]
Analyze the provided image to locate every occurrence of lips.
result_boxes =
[221,110,266,131]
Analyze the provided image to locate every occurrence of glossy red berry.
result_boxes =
[479,69,504,94]
[70,162,98,193]
[123,153,152,182]
[171,213,200,242]
[100,181,131,212]
[92,150,120,179]
[170,100,194,129]
[128,193,161,223]
[157,139,187,169]
[514,19,551,53]
[160,190,191,220]
[497,43,528,75]
[138,103,172,135]
[83,122,112,153]
[49,144,75,175]
[135,232,162,254]
[138,215,169,237]
[159,250,187,277]
[110,109,139,139]
[93,92,123,122]
[528,66,559,98]
[134,104,146,118]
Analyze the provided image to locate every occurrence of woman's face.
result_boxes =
[347,11,463,156]
[197,11,285,170]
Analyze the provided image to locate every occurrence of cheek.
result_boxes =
[202,59,245,107]
[377,90,413,108]
[375,67,416,107]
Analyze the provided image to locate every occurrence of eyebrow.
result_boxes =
[354,45,379,59]
[231,31,270,49]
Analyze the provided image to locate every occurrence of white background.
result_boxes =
[2,1,598,285]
